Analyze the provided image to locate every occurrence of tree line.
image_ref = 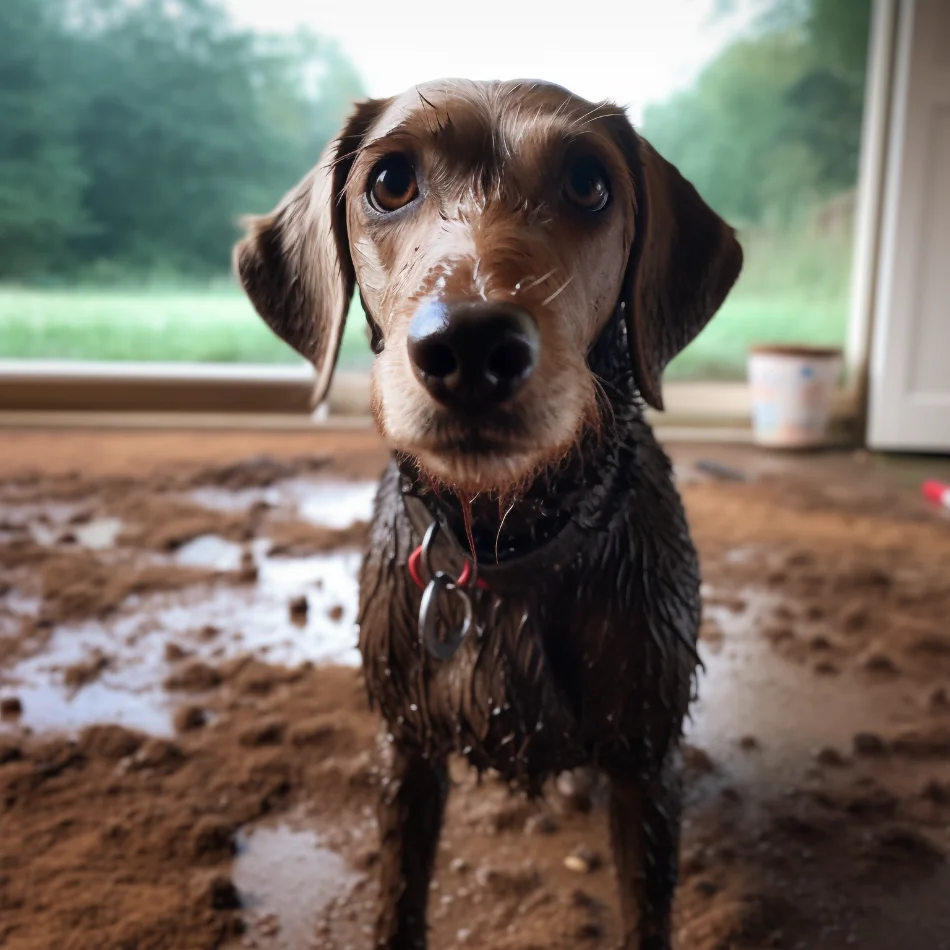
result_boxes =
[641,0,871,228]
[0,0,363,281]
[1,0,870,283]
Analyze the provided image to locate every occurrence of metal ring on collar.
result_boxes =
[419,571,473,661]
[420,520,440,581]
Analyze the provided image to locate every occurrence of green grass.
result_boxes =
[0,285,847,381]
[0,228,852,380]
[667,294,848,380]
[668,223,852,379]
[0,286,373,368]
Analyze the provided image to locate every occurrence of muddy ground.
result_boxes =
[1,429,949,950]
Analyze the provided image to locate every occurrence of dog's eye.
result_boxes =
[564,156,610,212]
[368,155,419,213]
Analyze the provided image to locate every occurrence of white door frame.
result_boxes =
[867,0,950,451]
[846,0,900,389]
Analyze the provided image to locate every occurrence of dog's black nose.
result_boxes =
[407,300,539,409]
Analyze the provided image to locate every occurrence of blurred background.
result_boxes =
[2,4,950,949]
[0,0,869,382]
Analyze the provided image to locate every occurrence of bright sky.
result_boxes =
[225,0,758,123]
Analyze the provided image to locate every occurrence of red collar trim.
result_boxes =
[407,544,490,592]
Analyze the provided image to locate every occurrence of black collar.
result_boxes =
[397,305,640,584]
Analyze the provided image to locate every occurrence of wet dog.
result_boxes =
[236,79,742,950]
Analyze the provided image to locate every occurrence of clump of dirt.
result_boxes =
[173,704,208,732]
[181,454,331,490]
[0,537,51,570]
[288,594,309,624]
[0,663,374,950]
[218,656,306,696]
[266,519,368,557]
[63,650,110,689]
[39,554,222,625]
[115,494,254,551]
[164,660,223,692]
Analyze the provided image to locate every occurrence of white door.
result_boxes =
[868,0,950,451]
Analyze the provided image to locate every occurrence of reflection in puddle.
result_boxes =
[175,535,244,571]
[73,517,123,550]
[189,484,283,513]
[2,547,362,736]
[10,509,122,551]
[723,545,757,565]
[687,585,909,789]
[297,482,377,528]
[232,821,358,948]
[0,591,40,639]
[0,476,374,738]
[189,478,377,530]
[7,677,171,735]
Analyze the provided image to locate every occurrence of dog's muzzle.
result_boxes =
[406,299,539,411]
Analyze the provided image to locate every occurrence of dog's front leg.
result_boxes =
[374,744,448,950]
[607,755,682,950]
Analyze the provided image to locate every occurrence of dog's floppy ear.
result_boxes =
[233,99,388,403]
[607,120,743,410]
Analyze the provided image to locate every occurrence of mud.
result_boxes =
[1,430,949,950]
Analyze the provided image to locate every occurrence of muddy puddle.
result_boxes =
[3,542,361,734]
[188,478,378,528]
[0,471,372,736]
[689,584,918,787]
[2,437,950,950]
[229,812,361,950]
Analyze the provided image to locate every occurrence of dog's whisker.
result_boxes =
[494,502,516,565]
[541,276,574,306]
[575,110,627,129]
[518,269,557,294]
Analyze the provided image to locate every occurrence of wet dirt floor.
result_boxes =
[1,428,949,950]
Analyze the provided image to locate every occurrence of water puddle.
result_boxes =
[2,501,87,545]
[188,484,284,513]
[0,591,40,639]
[154,543,362,666]
[175,534,245,571]
[189,478,377,529]
[72,517,123,550]
[687,585,912,790]
[231,819,359,949]
[0,498,122,553]
[2,545,362,736]
[0,471,377,737]
[5,676,171,735]
[296,481,377,529]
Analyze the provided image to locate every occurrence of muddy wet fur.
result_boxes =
[234,79,743,950]
[358,310,700,950]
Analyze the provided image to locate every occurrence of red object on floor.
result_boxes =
[922,480,950,509]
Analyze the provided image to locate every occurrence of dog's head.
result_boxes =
[235,80,742,495]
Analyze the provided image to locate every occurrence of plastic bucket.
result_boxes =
[747,345,842,448]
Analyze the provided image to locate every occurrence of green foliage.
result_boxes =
[641,0,871,226]
[0,0,89,275]
[0,0,364,280]
[0,0,866,379]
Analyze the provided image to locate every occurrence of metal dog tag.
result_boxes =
[419,572,473,661]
